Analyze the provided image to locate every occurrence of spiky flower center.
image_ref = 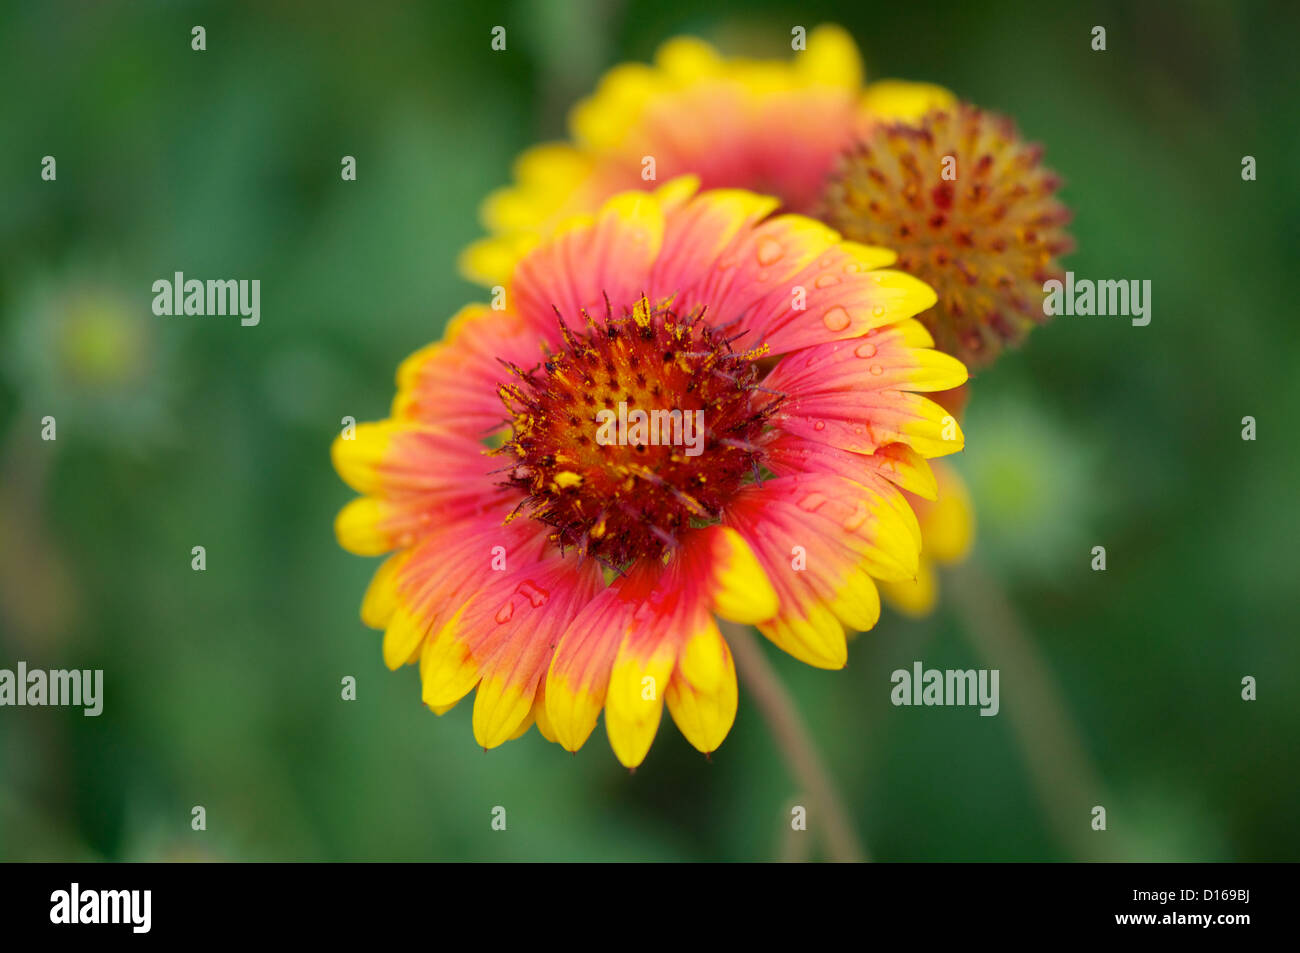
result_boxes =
[822,104,1073,367]
[498,297,776,568]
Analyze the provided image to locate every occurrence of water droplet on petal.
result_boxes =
[813,420,826,431]
[872,304,886,317]
[855,342,877,359]
[870,364,883,376]
[815,274,839,289]
[757,238,783,266]
[494,602,515,624]
[797,493,829,513]
[823,307,851,332]
[517,580,549,607]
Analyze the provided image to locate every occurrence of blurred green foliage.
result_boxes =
[1,0,1296,861]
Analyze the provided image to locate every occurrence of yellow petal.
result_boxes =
[331,423,396,495]
[418,608,479,708]
[532,679,559,744]
[360,550,409,629]
[709,526,778,624]
[827,565,882,633]
[666,620,738,754]
[473,673,535,749]
[334,497,394,557]
[861,79,957,122]
[923,465,976,564]
[799,24,863,88]
[880,557,939,617]
[456,233,539,288]
[759,600,848,670]
[382,602,430,670]
[654,35,724,83]
[604,634,676,768]
[898,394,966,458]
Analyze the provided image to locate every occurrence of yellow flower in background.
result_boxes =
[460,25,1023,617]
[459,25,953,286]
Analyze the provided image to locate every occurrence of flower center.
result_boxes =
[498,296,775,568]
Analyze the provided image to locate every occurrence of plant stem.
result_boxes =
[948,561,1115,861]
[723,621,867,863]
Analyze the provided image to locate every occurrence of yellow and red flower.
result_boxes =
[334,178,967,766]
[456,26,1071,618]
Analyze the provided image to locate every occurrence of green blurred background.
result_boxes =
[1,0,1296,861]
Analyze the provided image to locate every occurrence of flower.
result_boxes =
[334,179,967,766]
[823,105,1074,368]
[457,26,1013,616]
[458,25,954,287]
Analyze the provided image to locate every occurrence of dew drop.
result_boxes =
[823,306,852,332]
[869,364,883,376]
[517,580,550,607]
[757,238,783,266]
[854,342,877,359]
[813,420,826,431]
[815,274,839,289]
[494,602,515,624]
[797,493,829,513]
[872,304,885,317]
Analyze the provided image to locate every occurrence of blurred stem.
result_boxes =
[723,621,867,863]
[948,561,1114,861]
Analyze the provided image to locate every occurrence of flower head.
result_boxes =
[335,179,967,766]
[823,105,1073,367]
